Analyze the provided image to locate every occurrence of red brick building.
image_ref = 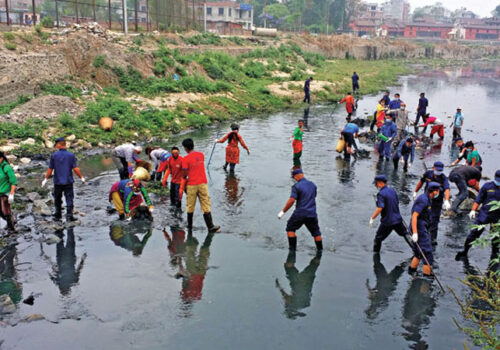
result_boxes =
[349,20,378,36]
[404,22,453,39]
[463,25,500,40]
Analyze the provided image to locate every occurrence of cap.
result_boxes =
[433,161,444,171]
[454,137,463,143]
[55,137,65,143]
[291,168,303,176]
[428,182,441,191]
[373,175,387,184]
[133,178,141,187]
[133,145,143,153]
[495,170,500,182]
[457,107,462,110]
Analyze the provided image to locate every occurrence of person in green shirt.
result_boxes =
[465,141,482,168]
[0,152,17,231]
[292,119,304,167]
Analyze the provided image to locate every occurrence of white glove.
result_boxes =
[369,218,375,228]
[408,162,412,169]
[8,194,14,204]
[400,158,405,164]
[443,200,451,211]
[411,233,418,243]
[412,192,417,201]
[41,178,48,188]
[81,177,86,183]
[468,210,477,220]
[214,138,219,143]
[126,216,132,222]
[278,211,285,219]
[149,207,154,214]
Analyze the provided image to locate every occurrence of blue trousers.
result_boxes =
[449,173,468,212]
[412,225,433,265]
[53,184,74,215]
[428,204,443,241]
[170,182,181,209]
[378,140,393,159]
[303,90,310,104]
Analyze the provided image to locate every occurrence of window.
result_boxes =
[219,7,224,15]
[141,6,146,11]
[229,8,232,17]
[248,10,251,18]
[207,7,212,15]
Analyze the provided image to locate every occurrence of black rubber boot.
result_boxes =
[431,231,438,246]
[54,203,62,221]
[315,239,323,251]
[288,236,297,250]
[6,215,15,231]
[119,214,125,220]
[223,162,228,171]
[203,212,220,233]
[66,206,77,222]
[455,237,474,261]
[187,213,194,230]
[373,240,382,253]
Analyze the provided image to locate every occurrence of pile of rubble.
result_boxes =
[57,22,121,41]
[1,95,83,123]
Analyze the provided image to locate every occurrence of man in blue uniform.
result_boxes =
[387,93,403,121]
[278,168,322,251]
[415,92,428,126]
[382,90,391,106]
[449,165,481,213]
[303,77,313,104]
[341,118,360,158]
[378,114,397,161]
[392,137,415,172]
[412,161,451,245]
[455,170,500,266]
[42,137,85,221]
[409,182,441,276]
[369,175,412,252]
[351,72,360,93]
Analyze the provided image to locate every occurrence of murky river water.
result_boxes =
[1,63,500,349]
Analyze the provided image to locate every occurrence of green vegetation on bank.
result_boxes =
[0,39,416,150]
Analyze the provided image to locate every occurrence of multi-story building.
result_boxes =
[204,1,253,34]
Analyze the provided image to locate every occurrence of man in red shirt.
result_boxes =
[179,138,220,233]
[339,92,355,117]
[161,146,183,209]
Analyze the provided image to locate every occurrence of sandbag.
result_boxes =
[132,166,151,181]
[336,138,345,153]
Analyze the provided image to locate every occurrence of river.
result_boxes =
[1,62,499,349]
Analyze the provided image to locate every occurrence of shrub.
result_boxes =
[81,96,136,124]
[0,95,31,115]
[243,61,267,78]
[186,113,210,128]
[132,36,143,46]
[3,32,15,41]
[39,82,82,98]
[153,61,166,76]
[58,112,78,128]
[162,56,175,67]
[183,33,221,45]
[4,43,16,51]
[228,36,244,45]
[21,33,33,43]
[197,51,240,81]
[290,70,305,81]
[175,65,187,77]
[93,54,106,68]
[41,15,54,28]
[34,25,49,40]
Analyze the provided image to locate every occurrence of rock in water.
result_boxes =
[44,234,62,245]
[27,192,41,202]
[33,200,52,216]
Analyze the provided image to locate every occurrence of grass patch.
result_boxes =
[0,95,31,115]
[3,32,15,41]
[4,42,16,51]
[39,82,82,98]
[93,55,106,68]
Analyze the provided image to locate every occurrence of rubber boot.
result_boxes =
[455,236,475,261]
[119,214,125,220]
[409,257,420,274]
[187,213,194,230]
[66,206,77,222]
[373,240,382,253]
[288,236,297,250]
[431,230,438,246]
[223,162,228,171]
[6,215,15,231]
[315,238,323,251]
[203,212,220,233]
[54,202,62,221]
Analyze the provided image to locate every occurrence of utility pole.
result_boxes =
[123,0,128,34]
[146,0,149,31]
[326,1,330,35]
[93,0,96,21]
[134,0,138,32]
[56,0,59,27]
[108,0,112,29]
[32,0,36,25]
[203,0,207,32]
[263,0,266,28]
[75,0,79,24]
[5,0,10,25]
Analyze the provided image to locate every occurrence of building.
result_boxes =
[380,0,410,23]
[404,22,453,39]
[204,1,253,34]
[381,21,405,37]
[349,19,378,37]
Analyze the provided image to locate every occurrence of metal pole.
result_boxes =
[146,0,149,31]
[5,0,10,25]
[134,0,138,32]
[93,0,96,21]
[56,0,60,27]
[108,0,112,29]
[123,0,128,34]
[75,0,79,24]
[203,0,206,32]
[326,1,330,35]
[32,0,36,25]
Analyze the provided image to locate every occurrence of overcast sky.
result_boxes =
[371,0,497,17]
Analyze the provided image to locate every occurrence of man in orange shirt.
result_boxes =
[161,146,183,210]
[179,138,220,233]
[339,92,355,117]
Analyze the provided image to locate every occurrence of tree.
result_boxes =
[493,4,500,18]
[263,4,290,28]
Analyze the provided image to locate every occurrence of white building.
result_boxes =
[205,1,253,34]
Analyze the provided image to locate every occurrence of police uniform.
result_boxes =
[457,174,500,264]
[392,138,415,171]
[411,193,434,266]
[49,148,78,219]
[419,166,449,243]
[449,165,482,213]
[286,177,321,238]
[378,120,397,160]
